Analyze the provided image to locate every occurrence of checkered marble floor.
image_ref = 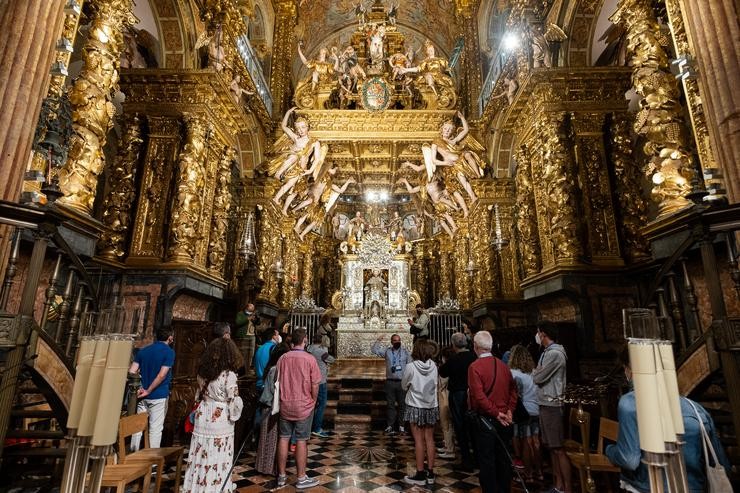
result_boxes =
[158,430,536,492]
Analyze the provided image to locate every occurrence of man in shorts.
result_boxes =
[276,327,321,489]
[532,322,571,493]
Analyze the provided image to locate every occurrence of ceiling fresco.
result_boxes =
[294,0,458,76]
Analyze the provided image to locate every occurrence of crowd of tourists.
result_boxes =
[127,308,731,493]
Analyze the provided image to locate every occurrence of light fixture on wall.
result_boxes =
[238,210,256,262]
[465,234,478,278]
[490,204,510,252]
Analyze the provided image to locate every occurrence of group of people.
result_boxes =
[127,314,731,493]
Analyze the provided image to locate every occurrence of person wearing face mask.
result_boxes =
[128,327,175,450]
[235,302,261,370]
[408,304,430,341]
[606,346,731,493]
[372,334,411,434]
[531,322,570,493]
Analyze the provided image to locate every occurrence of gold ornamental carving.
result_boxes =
[57,0,136,215]
[539,112,583,264]
[611,0,695,217]
[129,116,181,260]
[571,113,621,262]
[168,114,209,263]
[270,0,298,116]
[514,146,541,278]
[207,146,235,275]
[98,114,144,261]
[609,114,650,261]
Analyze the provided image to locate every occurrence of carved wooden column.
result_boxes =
[0,0,65,202]
[98,114,144,261]
[257,209,280,305]
[608,114,650,261]
[571,112,622,265]
[300,242,315,299]
[269,0,297,117]
[679,0,740,203]
[611,0,695,217]
[438,242,453,300]
[57,0,136,215]
[127,117,180,263]
[456,0,483,117]
[207,146,235,276]
[539,111,583,265]
[168,114,208,263]
[514,145,542,278]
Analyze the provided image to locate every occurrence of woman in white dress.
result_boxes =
[183,337,244,492]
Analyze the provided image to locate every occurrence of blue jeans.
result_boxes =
[312,383,328,432]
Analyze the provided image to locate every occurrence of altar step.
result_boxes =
[323,358,389,432]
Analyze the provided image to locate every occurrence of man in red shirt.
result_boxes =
[468,330,518,493]
[276,328,321,489]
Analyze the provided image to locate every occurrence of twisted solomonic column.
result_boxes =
[207,146,235,275]
[57,0,136,214]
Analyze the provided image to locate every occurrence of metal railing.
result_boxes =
[427,311,462,348]
[236,35,272,116]
[479,48,512,115]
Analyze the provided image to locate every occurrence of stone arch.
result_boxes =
[143,0,202,69]
[563,0,613,66]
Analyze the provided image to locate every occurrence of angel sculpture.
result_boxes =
[338,45,367,89]
[266,107,327,211]
[491,76,519,106]
[207,28,226,72]
[293,174,356,241]
[297,42,339,93]
[396,174,459,238]
[398,39,453,97]
[387,2,398,26]
[355,1,367,28]
[529,22,567,68]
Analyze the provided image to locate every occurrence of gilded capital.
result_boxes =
[57,0,136,215]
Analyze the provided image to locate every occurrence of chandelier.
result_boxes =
[238,210,256,261]
[490,204,510,252]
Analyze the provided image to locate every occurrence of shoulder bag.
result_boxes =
[271,367,281,415]
[687,399,733,493]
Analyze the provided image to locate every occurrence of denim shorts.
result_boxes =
[279,413,313,441]
[514,415,540,438]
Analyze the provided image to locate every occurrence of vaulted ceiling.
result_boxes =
[293,0,459,79]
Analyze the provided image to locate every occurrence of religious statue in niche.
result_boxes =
[364,268,388,320]
[403,214,421,241]
[332,213,349,240]
[347,211,368,241]
[398,39,454,98]
[297,42,339,93]
[366,23,387,71]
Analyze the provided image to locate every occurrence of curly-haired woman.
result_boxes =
[509,344,542,483]
[183,336,244,492]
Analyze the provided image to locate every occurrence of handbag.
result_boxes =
[687,399,733,492]
[271,367,281,416]
[184,399,200,434]
[513,395,530,423]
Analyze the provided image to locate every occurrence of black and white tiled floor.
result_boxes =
[158,430,538,492]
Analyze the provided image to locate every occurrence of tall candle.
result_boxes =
[653,344,676,443]
[629,341,666,453]
[66,337,96,429]
[658,342,684,435]
[77,338,110,436]
[92,338,133,446]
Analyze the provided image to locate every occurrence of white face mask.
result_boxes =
[276,335,283,344]
[535,332,542,346]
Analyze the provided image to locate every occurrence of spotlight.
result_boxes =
[502,32,520,52]
[380,190,389,201]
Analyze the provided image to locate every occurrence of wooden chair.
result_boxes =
[564,407,585,453]
[96,463,152,493]
[118,413,184,493]
[565,408,621,493]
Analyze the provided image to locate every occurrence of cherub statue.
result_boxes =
[387,2,398,26]
[208,28,226,72]
[396,175,459,238]
[297,42,339,92]
[266,107,327,210]
[229,74,255,105]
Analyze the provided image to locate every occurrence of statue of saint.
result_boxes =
[368,24,386,66]
[347,211,368,240]
[386,211,403,240]
[364,268,387,318]
[297,42,338,93]
[399,39,453,97]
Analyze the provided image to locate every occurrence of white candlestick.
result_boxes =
[629,341,666,453]
[92,338,133,446]
[658,342,684,435]
[77,339,110,436]
[66,337,96,429]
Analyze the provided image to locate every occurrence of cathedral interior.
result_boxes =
[0,0,739,490]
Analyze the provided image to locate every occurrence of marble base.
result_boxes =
[336,315,414,357]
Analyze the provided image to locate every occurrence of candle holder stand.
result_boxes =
[643,452,668,493]
[665,439,689,492]
[87,445,112,493]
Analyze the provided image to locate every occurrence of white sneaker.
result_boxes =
[398,425,406,433]
[296,475,319,489]
[438,451,455,459]
[384,426,395,434]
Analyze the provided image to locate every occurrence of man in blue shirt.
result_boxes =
[255,327,281,393]
[128,327,175,449]
[606,349,730,493]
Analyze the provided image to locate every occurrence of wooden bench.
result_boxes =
[118,413,184,493]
